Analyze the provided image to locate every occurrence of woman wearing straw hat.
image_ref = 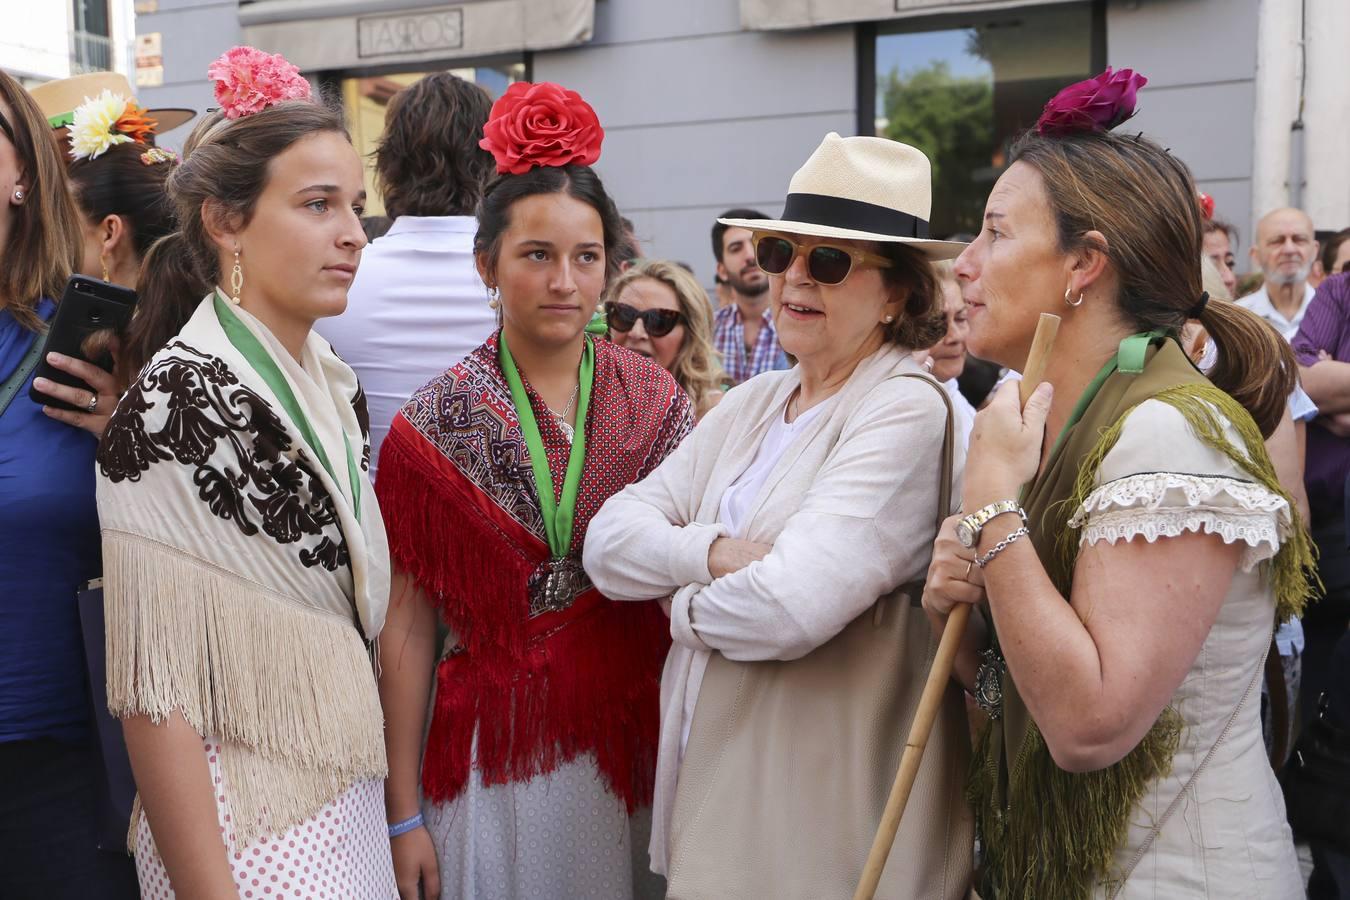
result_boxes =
[585,133,974,899]
[32,75,190,293]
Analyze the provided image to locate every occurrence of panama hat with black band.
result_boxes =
[718,132,966,261]
[30,72,194,136]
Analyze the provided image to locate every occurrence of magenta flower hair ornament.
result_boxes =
[1035,67,1148,136]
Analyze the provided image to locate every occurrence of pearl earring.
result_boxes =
[883,315,895,324]
[488,286,501,310]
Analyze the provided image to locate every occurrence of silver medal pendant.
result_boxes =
[974,646,1006,720]
[528,557,581,616]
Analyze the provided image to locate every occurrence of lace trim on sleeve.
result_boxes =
[1068,472,1291,572]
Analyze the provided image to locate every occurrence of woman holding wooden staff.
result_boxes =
[585,133,973,899]
[922,69,1313,898]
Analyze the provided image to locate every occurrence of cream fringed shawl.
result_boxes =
[95,290,391,849]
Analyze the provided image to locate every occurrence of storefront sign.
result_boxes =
[242,0,594,72]
[357,8,464,59]
[135,32,163,87]
[742,0,1081,30]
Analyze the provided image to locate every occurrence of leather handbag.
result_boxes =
[78,579,138,852]
[665,374,973,900]
[1282,694,1350,854]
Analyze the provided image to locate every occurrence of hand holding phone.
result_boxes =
[28,276,136,436]
[34,350,125,438]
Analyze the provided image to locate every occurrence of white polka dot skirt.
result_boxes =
[134,738,397,899]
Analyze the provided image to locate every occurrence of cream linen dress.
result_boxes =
[1068,399,1303,898]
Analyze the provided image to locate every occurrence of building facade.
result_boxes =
[132,0,1347,282]
[0,0,137,85]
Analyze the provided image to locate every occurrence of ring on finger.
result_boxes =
[86,392,99,412]
[964,559,975,581]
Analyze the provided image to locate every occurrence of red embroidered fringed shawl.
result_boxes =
[376,334,693,812]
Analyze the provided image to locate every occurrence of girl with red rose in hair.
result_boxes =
[923,68,1310,898]
[374,82,690,900]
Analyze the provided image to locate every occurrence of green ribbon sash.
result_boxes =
[213,291,363,517]
[498,333,595,559]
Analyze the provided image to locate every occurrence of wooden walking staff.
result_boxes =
[853,312,1061,900]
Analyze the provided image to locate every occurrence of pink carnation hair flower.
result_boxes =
[207,46,312,120]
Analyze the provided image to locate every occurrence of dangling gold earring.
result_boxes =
[487,286,501,310]
[1064,285,1084,308]
[100,253,111,283]
[230,249,243,304]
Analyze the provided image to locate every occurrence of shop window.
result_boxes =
[869,3,1102,238]
[340,62,524,217]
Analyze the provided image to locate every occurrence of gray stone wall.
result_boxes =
[133,0,1263,276]
[134,0,243,146]
[1107,0,1260,265]
[535,0,856,285]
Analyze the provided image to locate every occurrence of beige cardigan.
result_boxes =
[584,344,973,896]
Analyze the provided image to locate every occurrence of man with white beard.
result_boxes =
[1239,207,1321,338]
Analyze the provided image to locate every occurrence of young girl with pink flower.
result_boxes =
[99,47,399,898]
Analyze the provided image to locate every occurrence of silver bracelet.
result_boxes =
[975,525,1029,568]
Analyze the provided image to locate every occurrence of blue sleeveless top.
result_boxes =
[0,299,101,742]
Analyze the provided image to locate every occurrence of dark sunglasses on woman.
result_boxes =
[606,302,684,338]
[753,233,894,286]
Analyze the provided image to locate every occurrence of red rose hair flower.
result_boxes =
[1036,67,1148,136]
[208,46,312,120]
[1197,191,1216,221]
[479,82,604,176]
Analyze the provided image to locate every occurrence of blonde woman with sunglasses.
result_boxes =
[606,259,727,420]
[584,134,974,898]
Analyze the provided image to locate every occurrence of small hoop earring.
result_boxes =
[230,249,244,304]
[1064,286,1084,308]
[487,286,501,310]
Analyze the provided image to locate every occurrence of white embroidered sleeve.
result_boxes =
[1066,399,1292,572]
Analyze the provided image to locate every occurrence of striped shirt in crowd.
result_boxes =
[713,303,790,386]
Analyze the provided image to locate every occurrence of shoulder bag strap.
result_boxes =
[880,373,955,613]
[888,373,955,527]
[0,333,45,420]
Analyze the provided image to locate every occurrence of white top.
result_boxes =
[315,215,494,477]
[1065,399,1301,897]
[582,346,962,876]
[717,397,835,536]
[944,377,977,451]
[672,396,834,755]
[1236,282,1317,341]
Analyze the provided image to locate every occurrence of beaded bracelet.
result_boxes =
[388,813,424,838]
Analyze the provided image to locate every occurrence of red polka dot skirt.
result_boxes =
[134,738,397,898]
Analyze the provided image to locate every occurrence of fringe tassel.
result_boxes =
[423,597,669,813]
[973,382,1317,899]
[970,710,1183,899]
[376,426,535,662]
[378,421,671,812]
[103,530,387,850]
[1057,385,1318,622]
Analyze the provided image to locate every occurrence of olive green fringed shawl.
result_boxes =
[969,334,1317,900]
